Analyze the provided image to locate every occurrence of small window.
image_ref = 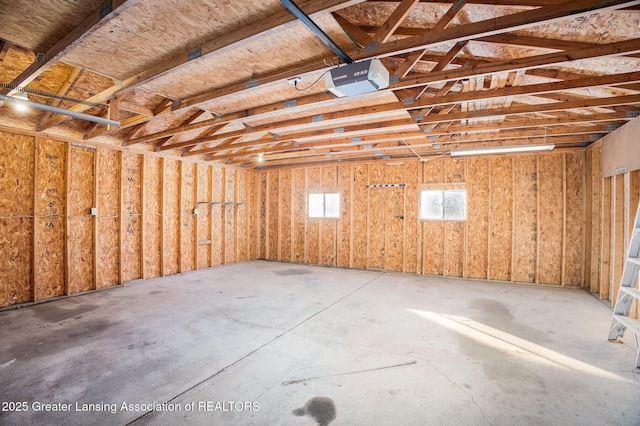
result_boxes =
[420,190,466,220]
[308,193,340,218]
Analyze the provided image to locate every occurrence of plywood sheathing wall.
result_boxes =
[585,122,640,319]
[256,152,586,286]
[0,129,253,308]
[0,133,34,306]
[68,146,95,294]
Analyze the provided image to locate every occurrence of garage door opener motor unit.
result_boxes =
[325,59,390,98]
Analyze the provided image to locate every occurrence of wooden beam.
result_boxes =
[361,0,640,58]
[479,33,640,59]
[174,0,640,113]
[398,38,640,91]
[331,13,372,47]
[154,123,228,151]
[0,41,10,62]
[122,36,640,148]
[37,67,84,130]
[175,69,640,150]
[417,94,640,124]
[373,0,421,43]
[2,0,140,96]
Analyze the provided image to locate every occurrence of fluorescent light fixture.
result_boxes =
[450,144,555,157]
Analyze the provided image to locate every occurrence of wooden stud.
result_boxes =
[92,148,98,290]
[221,167,227,264]
[235,169,240,262]
[141,157,146,279]
[601,177,612,300]
[209,165,214,267]
[160,158,166,275]
[178,161,183,273]
[32,138,39,302]
[118,150,124,284]
[349,165,355,268]
[561,153,567,285]
[65,142,71,295]
[194,164,199,270]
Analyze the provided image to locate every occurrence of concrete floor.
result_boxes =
[1,261,639,426]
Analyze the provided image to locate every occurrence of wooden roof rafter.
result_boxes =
[124,37,640,150]
[162,0,640,119]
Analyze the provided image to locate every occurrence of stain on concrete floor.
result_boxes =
[293,396,336,426]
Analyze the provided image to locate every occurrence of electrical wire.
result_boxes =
[294,71,330,92]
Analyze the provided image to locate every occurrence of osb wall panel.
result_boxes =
[197,164,211,268]
[368,164,386,270]
[122,152,142,281]
[403,162,419,274]
[248,172,259,260]
[0,218,32,305]
[35,139,66,300]
[537,155,563,284]
[352,164,369,268]
[224,168,236,264]
[601,177,612,300]
[466,158,489,279]
[267,171,279,261]
[279,169,292,262]
[0,131,34,306]
[422,160,445,276]
[35,217,65,300]
[586,147,602,292]
[337,165,351,268]
[0,132,34,214]
[512,156,538,283]
[211,166,223,266]
[564,153,584,286]
[444,160,465,277]
[237,170,249,262]
[144,156,162,278]
[613,174,625,303]
[629,171,640,319]
[385,164,405,272]
[255,153,584,285]
[488,157,513,281]
[181,162,196,272]
[292,169,305,263]
[163,159,180,275]
[37,139,66,215]
[259,172,267,259]
[68,146,94,294]
[224,204,236,264]
[306,168,320,265]
[97,149,119,288]
[320,166,337,267]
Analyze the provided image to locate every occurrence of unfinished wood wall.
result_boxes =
[255,152,586,285]
[0,129,253,308]
[586,142,640,318]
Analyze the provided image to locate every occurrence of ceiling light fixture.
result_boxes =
[13,92,29,112]
[450,144,555,157]
[257,153,264,162]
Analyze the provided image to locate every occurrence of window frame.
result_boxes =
[307,191,341,219]
[419,184,467,221]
